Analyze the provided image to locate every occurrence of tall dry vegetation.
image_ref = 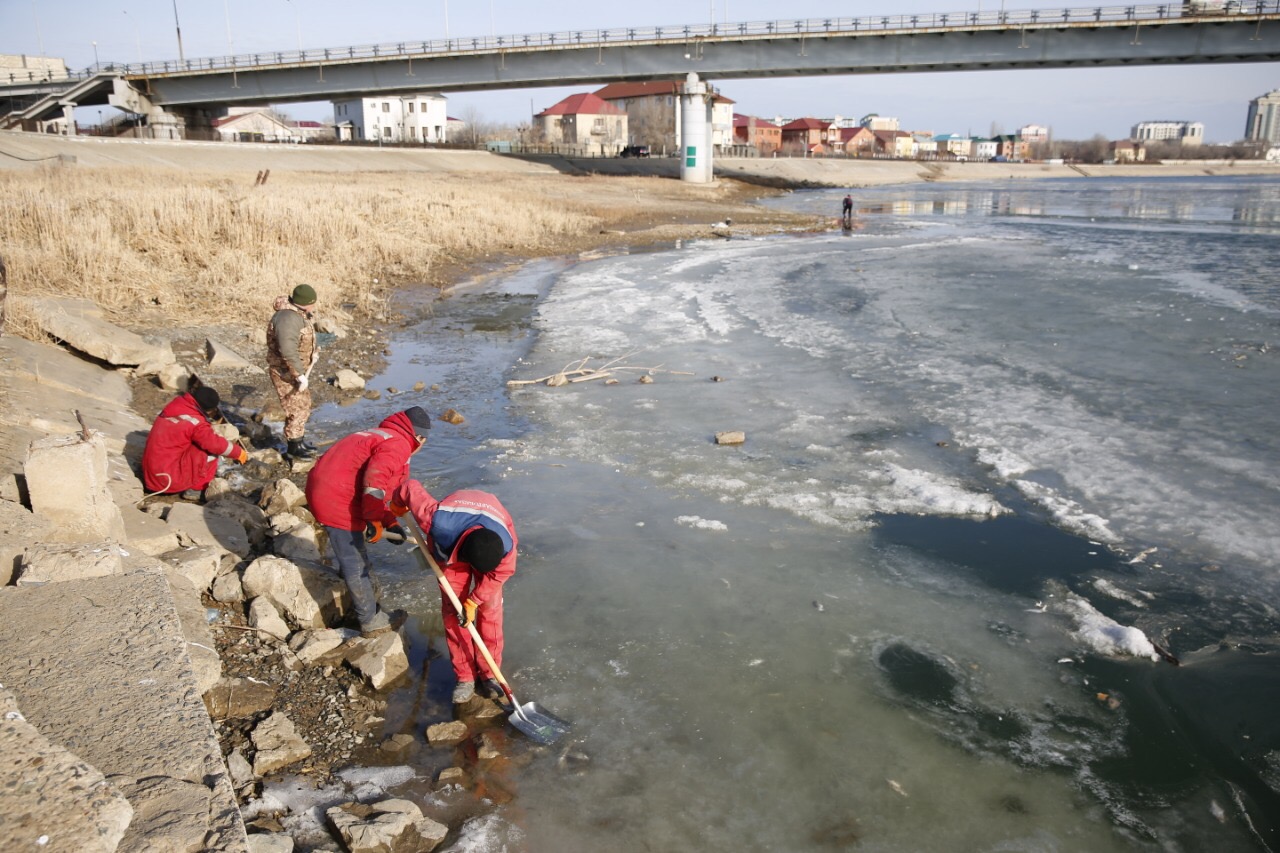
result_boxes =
[0,166,615,336]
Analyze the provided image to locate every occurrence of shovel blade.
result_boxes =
[509,702,571,745]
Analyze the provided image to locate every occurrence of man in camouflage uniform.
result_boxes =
[267,284,320,459]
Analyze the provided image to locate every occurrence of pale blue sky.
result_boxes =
[3,0,1277,141]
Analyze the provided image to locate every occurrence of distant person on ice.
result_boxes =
[141,384,247,501]
[842,193,854,227]
[395,479,518,704]
[267,283,320,460]
[304,406,434,637]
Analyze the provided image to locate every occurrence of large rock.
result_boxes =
[120,502,182,556]
[205,338,264,373]
[241,555,349,629]
[271,516,323,563]
[249,596,291,641]
[203,677,278,721]
[426,721,469,746]
[251,712,312,776]
[334,369,366,391]
[259,478,306,517]
[158,544,225,592]
[347,632,410,691]
[288,627,359,665]
[205,495,270,548]
[166,502,252,558]
[326,799,447,853]
[23,432,126,544]
[0,571,249,850]
[0,336,148,499]
[165,570,223,694]
[0,686,134,853]
[16,541,126,586]
[0,498,53,585]
[20,296,175,374]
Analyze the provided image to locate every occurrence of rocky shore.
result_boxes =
[0,295,566,852]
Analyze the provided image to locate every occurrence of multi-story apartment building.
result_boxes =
[1245,89,1280,145]
[1130,120,1204,146]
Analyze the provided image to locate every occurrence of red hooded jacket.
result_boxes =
[395,480,517,607]
[305,410,421,531]
[141,392,235,493]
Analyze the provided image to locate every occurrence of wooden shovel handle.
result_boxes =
[404,514,514,697]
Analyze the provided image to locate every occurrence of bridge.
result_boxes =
[4,1,1278,181]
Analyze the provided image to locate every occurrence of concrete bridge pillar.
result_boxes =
[60,103,77,137]
[679,72,714,184]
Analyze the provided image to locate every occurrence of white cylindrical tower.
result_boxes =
[680,72,710,184]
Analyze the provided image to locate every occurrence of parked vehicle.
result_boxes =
[620,145,651,158]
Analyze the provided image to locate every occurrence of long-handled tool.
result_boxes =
[404,515,570,745]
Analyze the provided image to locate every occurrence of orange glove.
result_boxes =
[364,520,385,543]
[229,445,248,465]
[389,501,409,517]
[459,597,480,628]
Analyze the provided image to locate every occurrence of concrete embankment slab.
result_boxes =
[0,570,248,852]
[0,336,149,502]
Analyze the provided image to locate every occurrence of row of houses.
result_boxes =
[732,114,1055,159]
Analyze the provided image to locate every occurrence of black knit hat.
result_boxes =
[404,406,432,432]
[458,528,504,573]
[192,386,220,414]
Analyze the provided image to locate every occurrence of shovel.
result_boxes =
[404,515,570,746]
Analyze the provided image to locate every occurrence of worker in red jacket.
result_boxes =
[141,386,247,500]
[304,407,432,637]
[394,479,517,704]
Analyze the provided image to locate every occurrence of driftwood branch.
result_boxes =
[507,354,692,388]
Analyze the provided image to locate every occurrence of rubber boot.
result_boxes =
[287,438,316,460]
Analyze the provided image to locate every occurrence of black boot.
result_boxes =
[287,438,316,459]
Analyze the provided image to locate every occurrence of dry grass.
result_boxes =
[0,165,801,339]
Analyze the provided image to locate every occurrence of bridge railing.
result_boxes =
[9,0,1279,84]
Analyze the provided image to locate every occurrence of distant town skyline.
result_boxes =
[3,0,1277,142]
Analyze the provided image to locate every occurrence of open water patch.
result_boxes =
[870,511,1122,598]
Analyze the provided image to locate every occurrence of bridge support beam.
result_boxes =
[679,72,714,184]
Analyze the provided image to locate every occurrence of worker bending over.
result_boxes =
[395,479,517,704]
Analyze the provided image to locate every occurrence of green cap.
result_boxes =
[291,284,317,306]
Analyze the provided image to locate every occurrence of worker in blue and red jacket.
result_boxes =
[141,386,247,500]
[394,479,517,704]
[304,407,432,637]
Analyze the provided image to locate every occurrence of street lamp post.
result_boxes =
[172,0,185,62]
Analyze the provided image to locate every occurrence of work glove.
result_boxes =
[383,522,406,546]
[389,501,409,518]
[296,374,309,392]
[364,520,385,543]
[458,597,480,628]
[230,445,249,465]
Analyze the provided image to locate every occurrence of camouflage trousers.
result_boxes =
[269,368,312,441]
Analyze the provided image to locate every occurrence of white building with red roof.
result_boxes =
[593,81,735,153]
[534,92,628,155]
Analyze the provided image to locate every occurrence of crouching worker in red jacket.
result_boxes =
[142,386,248,501]
[394,479,517,704]
[305,407,432,637]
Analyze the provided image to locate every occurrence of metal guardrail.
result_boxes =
[4,1,1279,85]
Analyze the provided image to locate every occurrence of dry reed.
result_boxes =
[0,164,793,339]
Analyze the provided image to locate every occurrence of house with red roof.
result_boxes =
[780,117,832,154]
[534,93,628,155]
[593,81,735,153]
[733,114,782,155]
[834,126,876,156]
